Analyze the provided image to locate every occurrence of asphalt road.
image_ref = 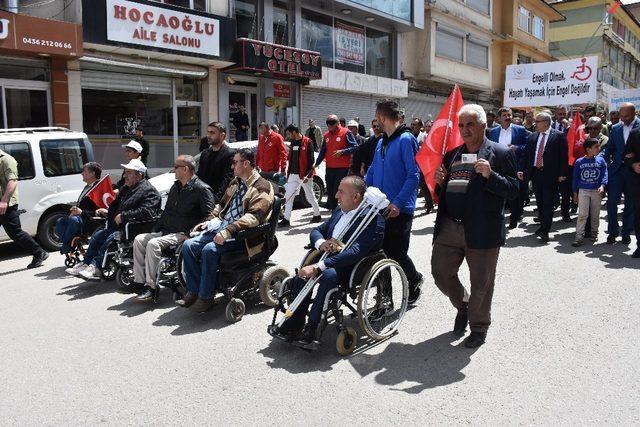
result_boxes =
[0,201,638,425]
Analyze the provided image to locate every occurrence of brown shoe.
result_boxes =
[176,292,197,308]
[190,297,216,313]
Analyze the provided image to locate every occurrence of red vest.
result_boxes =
[324,126,352,169]
[287,136,315,178]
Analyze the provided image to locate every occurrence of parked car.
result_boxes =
[149,140,326,209]
[0,127,94,251]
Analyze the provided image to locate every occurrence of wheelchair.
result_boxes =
[269,247,409,356]
[63,218,106,269]
[128,197,290,321]
[99,218,158,283]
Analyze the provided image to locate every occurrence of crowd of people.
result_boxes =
[1,96,640,350]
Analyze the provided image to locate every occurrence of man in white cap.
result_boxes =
[347,120,367,146]
[114,140,146,191]
[73,158,161,280]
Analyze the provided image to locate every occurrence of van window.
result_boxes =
[39,138,88,177]
[0,142,35,180]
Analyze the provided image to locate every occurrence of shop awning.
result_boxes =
[225,38,322,83]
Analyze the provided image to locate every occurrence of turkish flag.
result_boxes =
[86,175,116,209]
[608,1,622,14]
[567,111,586,166]
[415,84,465,203]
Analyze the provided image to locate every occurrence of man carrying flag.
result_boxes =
[86,174,116,210]
[431,104,518,348]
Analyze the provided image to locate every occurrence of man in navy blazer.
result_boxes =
[432,104,518,349]
[273,175,385,347]
[602,102,639,244]
[520,112,568,242]
[488,107,530,228]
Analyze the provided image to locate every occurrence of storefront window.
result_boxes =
[349,0,411,21]
[335,20,365,74]
[366,28,392,78]
[4,88,49,128]
[151,0,206,11]
[301,9,334,66]
[273,2,289,45]
[175,77,203,101]
[236,0,259,39]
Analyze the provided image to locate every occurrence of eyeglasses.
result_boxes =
[326,120,338,125]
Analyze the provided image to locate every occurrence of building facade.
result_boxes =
[492,0,564,103]
[548,0,640,108]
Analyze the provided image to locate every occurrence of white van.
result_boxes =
[0,127,95,251]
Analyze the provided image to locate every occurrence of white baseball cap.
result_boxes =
[122,140,143,153]
[347,120,359,127]
[121,158,147,174]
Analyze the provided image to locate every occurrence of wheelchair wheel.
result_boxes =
[259,265,290,307]
[225,298,245,323]
[176,250,186,287]
[357,259,408,341]
[101,260,118,281]
[116,266,133,289]
[336,327,357,356]
[64,256,76,268]
[300,249,321,269]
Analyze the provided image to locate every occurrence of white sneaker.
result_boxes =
[79,264,101,281]
[66,263,87,276]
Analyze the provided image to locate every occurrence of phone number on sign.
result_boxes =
[22,37,73,49]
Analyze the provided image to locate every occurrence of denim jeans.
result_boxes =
[286,268,347,327]
[181,232,242,299]
[83,227,117,267]
[56,215,84,254]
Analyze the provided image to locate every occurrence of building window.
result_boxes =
[335,20,366,74]
[273,2,289,45]
[466,40,489,69]
[152,0,206,11]
[518,6,531,33]
[465,0,490,15]
[518,54,532,64]
[348,0,411,21]
[533,16,544,40]
[236,0,259,39]
[435,27,464,62]
[301,10,334,66]
[366,27,392,78]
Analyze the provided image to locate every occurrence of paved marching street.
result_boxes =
[0,200,638,425]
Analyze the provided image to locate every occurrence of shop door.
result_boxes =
[228,90,257,142]
[175,104,202,157]
[0,80,51,129]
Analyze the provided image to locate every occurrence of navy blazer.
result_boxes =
[602,118,640,177]
[434,139,519,249]
[310,207,385,270]
[488,124,530,166]
[521,129,568,184]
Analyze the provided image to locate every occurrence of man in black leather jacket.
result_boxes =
[130,155,215,301]
[73,159,162,280]
[197,122,235,201]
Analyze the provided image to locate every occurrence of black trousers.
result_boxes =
[632,176,640,244]
[510,179,529,225]
[560,165,573,217]
[532,170,558,234]
[325,167,349,210]
[383,213,420,286]
[0,205,41,254]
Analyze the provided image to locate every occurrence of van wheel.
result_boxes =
[38,210,68,252]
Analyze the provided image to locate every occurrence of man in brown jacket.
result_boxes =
[179,149,274,312]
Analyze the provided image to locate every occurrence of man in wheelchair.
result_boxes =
[179,148,275,313]
[270,176,385,347]
[121,155,214,301]
[67,159,161,280]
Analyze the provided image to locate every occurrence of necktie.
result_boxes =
[535,133,546,168]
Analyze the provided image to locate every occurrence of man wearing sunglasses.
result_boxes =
[314,114,358,210]
[131,155,215,302]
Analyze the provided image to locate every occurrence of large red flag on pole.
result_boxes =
[86,175,116,209]
[567,111,586,165]
[608,0,622,14]
[415,84,464,203]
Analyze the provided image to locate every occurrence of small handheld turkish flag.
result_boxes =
[86,175,116,209]
[567,111,586,166]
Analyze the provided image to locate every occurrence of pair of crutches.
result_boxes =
[275,187,390,328]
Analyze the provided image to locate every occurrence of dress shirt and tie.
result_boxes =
[534,131,548,168]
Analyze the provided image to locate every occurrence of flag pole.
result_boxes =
[441,84,458,157]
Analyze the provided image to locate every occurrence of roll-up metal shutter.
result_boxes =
[302,88,395,131]
[81,70,172,95]
[403,91,448,122]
